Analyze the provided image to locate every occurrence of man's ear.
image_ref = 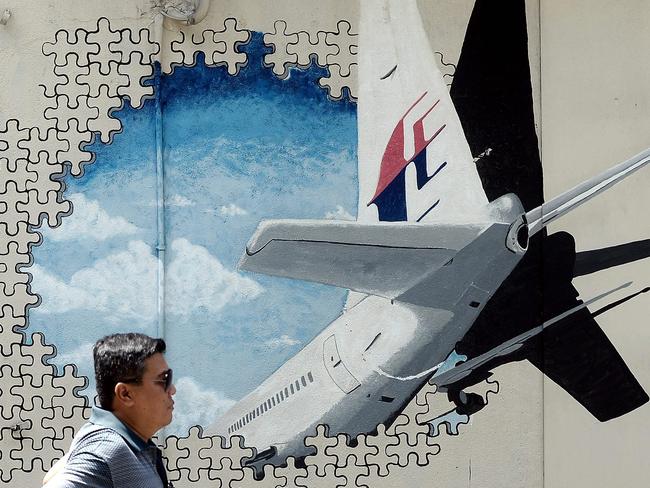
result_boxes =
[114,382,135,407]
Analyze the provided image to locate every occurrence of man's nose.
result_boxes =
[169,383,177,396]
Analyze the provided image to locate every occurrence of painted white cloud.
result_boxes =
[166,238,263,315]
[167,194,195,207]
[32,238,262,320]
[69,240,159,322]
[325,205,355,221]
[264,335,301,348]
[47,193,138,241]
[218,203,248,217]
[51,342,94,397]
[31,240,158,323]
[167,376,236,435]
[144,194,195,208]
[54,342,96,390]
[30,264,95,314]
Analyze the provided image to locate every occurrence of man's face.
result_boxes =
[130,352,176,433]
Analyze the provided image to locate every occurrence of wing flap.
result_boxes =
[241,219,488,298]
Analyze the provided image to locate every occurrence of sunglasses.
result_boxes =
[153,369,174,392]
[123,368,173,392]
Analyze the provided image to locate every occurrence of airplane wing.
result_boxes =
[430,283,630,383]
[240,219,489,299]
[525,148,650,236]
[574,239,650,277]
[526,294,650,421]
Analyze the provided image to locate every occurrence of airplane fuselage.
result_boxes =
[210,198,528,468]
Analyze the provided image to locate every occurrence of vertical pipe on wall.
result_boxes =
[537,0,544,485]
[152,12,166,341]
[152,11,167,442]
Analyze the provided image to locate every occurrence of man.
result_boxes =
[44,333,176,487]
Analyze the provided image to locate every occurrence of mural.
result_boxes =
[32,31,358,435]
[1,0,649,486]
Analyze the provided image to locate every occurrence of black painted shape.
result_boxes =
[450,0,543,211]
[574,239,650,277]
[451,0,546,361]
[449,0,647,421]
[527,306,650,422]
[458,233,649,421]
[530,233,648,421]
[449,0,546,355]
[592,287,650,318]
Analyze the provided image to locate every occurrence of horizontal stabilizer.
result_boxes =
[526,147,650,235]
[240,219,489,298]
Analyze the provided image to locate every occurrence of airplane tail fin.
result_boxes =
[526,147,650,236]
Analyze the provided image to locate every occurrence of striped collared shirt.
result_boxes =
[45,406,172,488]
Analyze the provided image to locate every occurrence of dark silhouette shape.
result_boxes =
[592,287,650,318]
[449,0,648,421]
[575,240,650,277]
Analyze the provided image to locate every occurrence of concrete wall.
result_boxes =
[0,0,647,486]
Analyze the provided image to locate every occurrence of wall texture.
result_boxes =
[0,0,648,487]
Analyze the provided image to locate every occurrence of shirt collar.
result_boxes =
[90,406,155,452]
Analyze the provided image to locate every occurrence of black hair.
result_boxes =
[93,333,166,410]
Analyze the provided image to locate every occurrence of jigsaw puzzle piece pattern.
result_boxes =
[392,376,500,441]
[325,432,378,484]
[0,120,73,273]
[0,305,26,357]
[261,19,458,101]
[0,329,90,484]
[162,17,250,75]
[303,424,339,476]
[0,119,87,486]
[271,456,306,488]
[1,62,80,488]
[163,428,257,487]
[263,21,299,78]
[41,17,160,157]
[163,426,213,486]
[1,12,473,487]
[0,15,253,485]
[1,19,164,480]
[232,464,286,488]
[434,51,457,86]
[263,20,358,101]
[0,110,92,476]
[0,425,23,483]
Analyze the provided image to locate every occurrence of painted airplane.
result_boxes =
[210,0,650,469]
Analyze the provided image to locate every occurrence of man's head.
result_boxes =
[94,333,175,439]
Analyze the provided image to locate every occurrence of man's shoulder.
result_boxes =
[71,422,136,460]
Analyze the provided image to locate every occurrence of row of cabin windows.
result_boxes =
[228,371,314,434]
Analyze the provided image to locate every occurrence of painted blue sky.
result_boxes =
[30,34,357,433]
